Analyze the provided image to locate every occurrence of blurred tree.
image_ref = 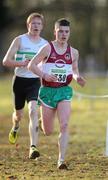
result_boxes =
[0,0,108,73]
[0,0,8,29]
[0,0,10,72]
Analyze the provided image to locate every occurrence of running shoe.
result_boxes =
[57,160,68,170]
[9,129,18,144]
[29,146,40,159]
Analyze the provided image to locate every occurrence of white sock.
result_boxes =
[12,126,19,132]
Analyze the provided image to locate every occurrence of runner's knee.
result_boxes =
[43,127,53,136]
[29,105,37,117]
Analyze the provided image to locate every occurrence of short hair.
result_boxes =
[27,12,44,24]
[55,18,70,29]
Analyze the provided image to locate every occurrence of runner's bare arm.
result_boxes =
[72,47,86,87]
[71,47,79,78]
[2,37,30,68]
[28,44,57,82]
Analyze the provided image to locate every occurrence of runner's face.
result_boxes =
[55,26,70,43]
[27,17,43,36]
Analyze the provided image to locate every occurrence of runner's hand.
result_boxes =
[43,73,57,82]
[77,76,86,87]
[21,60,30,67]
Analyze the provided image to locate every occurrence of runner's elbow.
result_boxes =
[2,59,8,66]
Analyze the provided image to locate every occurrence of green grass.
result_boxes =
[0,75,108,180]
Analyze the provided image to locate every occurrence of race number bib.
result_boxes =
[51,68,67,83]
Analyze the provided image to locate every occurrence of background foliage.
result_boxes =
[0,0,108,73]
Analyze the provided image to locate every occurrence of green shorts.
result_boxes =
[38,86,73,108]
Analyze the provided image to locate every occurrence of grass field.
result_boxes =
[0,74,108,180]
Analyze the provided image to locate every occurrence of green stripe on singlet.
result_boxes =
[17,51,36,55]
[16,57,22,61]
[15,51,36,61]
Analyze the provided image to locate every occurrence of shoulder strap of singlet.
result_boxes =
[49,42,56,52]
